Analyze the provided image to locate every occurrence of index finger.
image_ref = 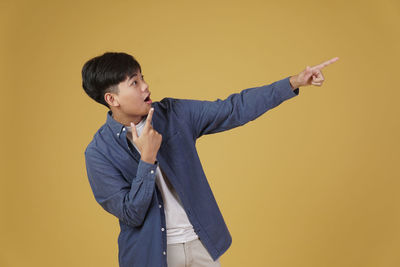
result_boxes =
[312,57,339,70]
[144,108,154,130]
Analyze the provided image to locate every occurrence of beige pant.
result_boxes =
[167,238,221,267]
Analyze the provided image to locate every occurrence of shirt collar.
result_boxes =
[106,110,147,138]
[106,110,126,137]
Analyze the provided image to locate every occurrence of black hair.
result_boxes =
[81,52,142,108]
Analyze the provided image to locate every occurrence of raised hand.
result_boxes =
[130,108,162,164]
[290,57,339,88]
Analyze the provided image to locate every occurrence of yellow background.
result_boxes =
[1,0,399,266]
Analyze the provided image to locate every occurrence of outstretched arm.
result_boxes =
[173,76,298,139]
[173,57,339,140]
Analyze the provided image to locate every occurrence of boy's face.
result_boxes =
[108,69,152,121]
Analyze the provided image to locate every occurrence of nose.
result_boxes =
[142,81,149,92]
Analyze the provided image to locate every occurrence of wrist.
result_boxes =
[141,153,156,164]
[289,75,300,90]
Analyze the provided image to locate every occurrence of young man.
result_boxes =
[82,52,338,267]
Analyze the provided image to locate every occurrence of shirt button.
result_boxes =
[163,251,166,255]
[159,204,162,208]
[122,128,126,131]
[150,170,154,174]
[117,133,120,136]
[161,227,165,231]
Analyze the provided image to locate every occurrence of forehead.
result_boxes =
[126,70,142,82]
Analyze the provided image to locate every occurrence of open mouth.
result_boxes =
[144,94,152,104]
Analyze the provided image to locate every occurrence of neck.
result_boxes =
[111,109,144,126]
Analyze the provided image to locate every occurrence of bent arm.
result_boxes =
[84,148,157,227]
[173,76,299,139]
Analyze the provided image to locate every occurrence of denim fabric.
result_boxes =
[84,76,299,267]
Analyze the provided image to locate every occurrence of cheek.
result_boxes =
[120,92,143,106]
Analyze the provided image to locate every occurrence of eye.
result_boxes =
[131,81,137,86]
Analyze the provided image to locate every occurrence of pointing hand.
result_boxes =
[290,57,339,88]
[130,108,162,164]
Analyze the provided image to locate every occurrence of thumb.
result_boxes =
[304,66,314,80]
[130,122,138,140]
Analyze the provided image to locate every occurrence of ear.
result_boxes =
[104,92,120,107]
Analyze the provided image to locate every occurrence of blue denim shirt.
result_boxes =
[84,76,299,267]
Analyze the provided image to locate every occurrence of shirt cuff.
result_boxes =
[273,76,300,99]
[136,159,158,181]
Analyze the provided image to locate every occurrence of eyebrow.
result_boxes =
[128,73,138,81]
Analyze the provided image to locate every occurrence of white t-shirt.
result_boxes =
[125,118,199,244]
